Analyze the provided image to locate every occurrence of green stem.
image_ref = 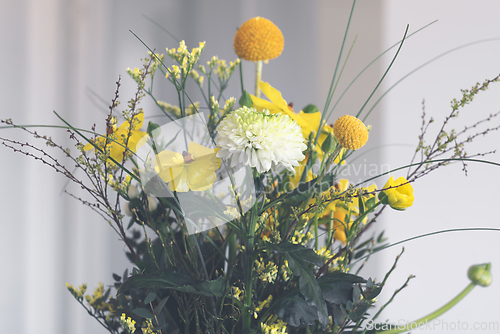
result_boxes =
[242,170,260,332]
[376,282,476,334]
[228,230,237,267]
[255,60,263,98]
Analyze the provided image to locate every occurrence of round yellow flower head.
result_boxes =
[333,115,369,150]
[233,17,284,61]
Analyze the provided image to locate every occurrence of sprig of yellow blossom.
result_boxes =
[254,295,273,318]
[141,319,162,334]
[120,313,136,334]
[261,319,288,334]
[165,40,205,84]
[156,101,199,118]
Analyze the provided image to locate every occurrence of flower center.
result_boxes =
[182,151,194,163]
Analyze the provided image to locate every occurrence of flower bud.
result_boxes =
[127,185,140,199]
[467,263,492,287]
[321,132,336,154]
[378,176,414,210]
[147,196,158,212]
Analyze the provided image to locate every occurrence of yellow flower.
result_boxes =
[378,176,414,210]
[154,142,220,192]
[233,17,284,61]
[287,162,316,191]
[333,115,369,150]
[84,112,147,164]
[310,179,359,244]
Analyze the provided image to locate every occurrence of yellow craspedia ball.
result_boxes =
[333,115,369,150]
[233,17,284,61]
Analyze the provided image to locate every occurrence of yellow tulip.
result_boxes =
[378,176,414,210]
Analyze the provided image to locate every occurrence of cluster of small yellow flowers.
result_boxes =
[141,319,162,334]
[223,206,243,220]
[156,101,199,118]
[232,286,245,302]
[214,58,241,81]
[222,97,236,116]
[255,257,278,283]
[210,96,236,117]
[105,174,119,191]
[165,40,205,82]
[261,319,288,334]
[281,260,291,281]
[126,67,143,85]
[188,69,204,87]
[120,313,136,334]
[315,246,332,262]
[254,295,273,318]
[85,283,110,310]
[290,230,313,245]
[148,52,164,76]
[66,283,87,300]
[165,65,181,80]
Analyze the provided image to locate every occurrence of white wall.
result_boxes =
[373,1,500,332]
[1,0,498,333]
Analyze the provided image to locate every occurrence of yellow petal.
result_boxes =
[259,81,290,112]
[168,168,190,192]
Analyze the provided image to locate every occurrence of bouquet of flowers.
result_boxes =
[2,8,498,334]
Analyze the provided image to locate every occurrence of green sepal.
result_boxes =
[239,90,253,108]
[303,104,319,114]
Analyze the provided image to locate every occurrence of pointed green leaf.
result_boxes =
[144,292,157,305]
[271,290,319,327]
[285,252,329,328]
[132,307,154,319]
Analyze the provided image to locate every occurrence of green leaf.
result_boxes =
[318,271,366,284]
[348,302,370,321]
[154,296,170,314]
[302,104,319,114]
[147,121,161,137]
[132,307,154,319]
[332,303,347,327]
[269,242,323,267]
[271,290,319,327]
[365,286,382,300]
[239,90,253,108]
[318,280,353,305]
[144,292,157,304]
[118,269,227,297]
[358,194,365,215]
[284,252,329,328]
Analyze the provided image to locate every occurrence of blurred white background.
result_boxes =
[0,0,499,333]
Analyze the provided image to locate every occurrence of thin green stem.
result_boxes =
[376,283,476,334]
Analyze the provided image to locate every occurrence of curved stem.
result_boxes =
[376,282,476,334]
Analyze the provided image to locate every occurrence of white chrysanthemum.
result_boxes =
[216,106,307,173]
